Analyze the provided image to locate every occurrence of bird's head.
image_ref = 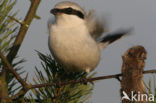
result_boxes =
[50,1,86,24]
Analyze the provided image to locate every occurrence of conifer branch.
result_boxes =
[30,70,156,89]
[0,52,29,89]
[11,69,156,101]
[0,1,41,101]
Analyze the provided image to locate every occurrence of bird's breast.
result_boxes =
[50,25,100,71]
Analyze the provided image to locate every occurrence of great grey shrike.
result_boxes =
[49,1,131,73]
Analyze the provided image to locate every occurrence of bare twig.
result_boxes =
[143,70,156,74]
[11,88,26,100]
[6,67,156,101]
[8,16,28,27]
[30,69,156,89]
[0,52,29,89]
[7,0,41,63]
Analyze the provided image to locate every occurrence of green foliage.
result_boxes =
[7,57,26,96]
[0,0,25,97]
[0,0,17,55]
[27,52,94,103]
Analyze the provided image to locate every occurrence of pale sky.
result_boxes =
[14,0,156,102]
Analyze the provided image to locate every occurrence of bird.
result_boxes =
[48,1,131,74]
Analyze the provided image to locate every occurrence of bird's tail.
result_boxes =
[98,28,132,51]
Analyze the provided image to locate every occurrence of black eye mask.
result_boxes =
[50,7,84,19]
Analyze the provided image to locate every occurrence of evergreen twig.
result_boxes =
[30,70,156,89]
[0,51,28,89]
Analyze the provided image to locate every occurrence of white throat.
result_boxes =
[55,14,85,27]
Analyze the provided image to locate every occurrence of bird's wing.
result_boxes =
[85,10,105,39]
[98,28,132,51]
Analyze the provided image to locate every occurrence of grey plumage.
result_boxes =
[85,10,105,39]
[49,1,132,73]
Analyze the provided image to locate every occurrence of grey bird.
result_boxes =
[49,1,131,73]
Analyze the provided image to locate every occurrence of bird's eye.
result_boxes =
[66,8,73,13]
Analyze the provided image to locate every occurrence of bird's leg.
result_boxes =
[85,68,90,74]
[80,68,93,85]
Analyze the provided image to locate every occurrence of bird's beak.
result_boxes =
[50,8,57,15]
